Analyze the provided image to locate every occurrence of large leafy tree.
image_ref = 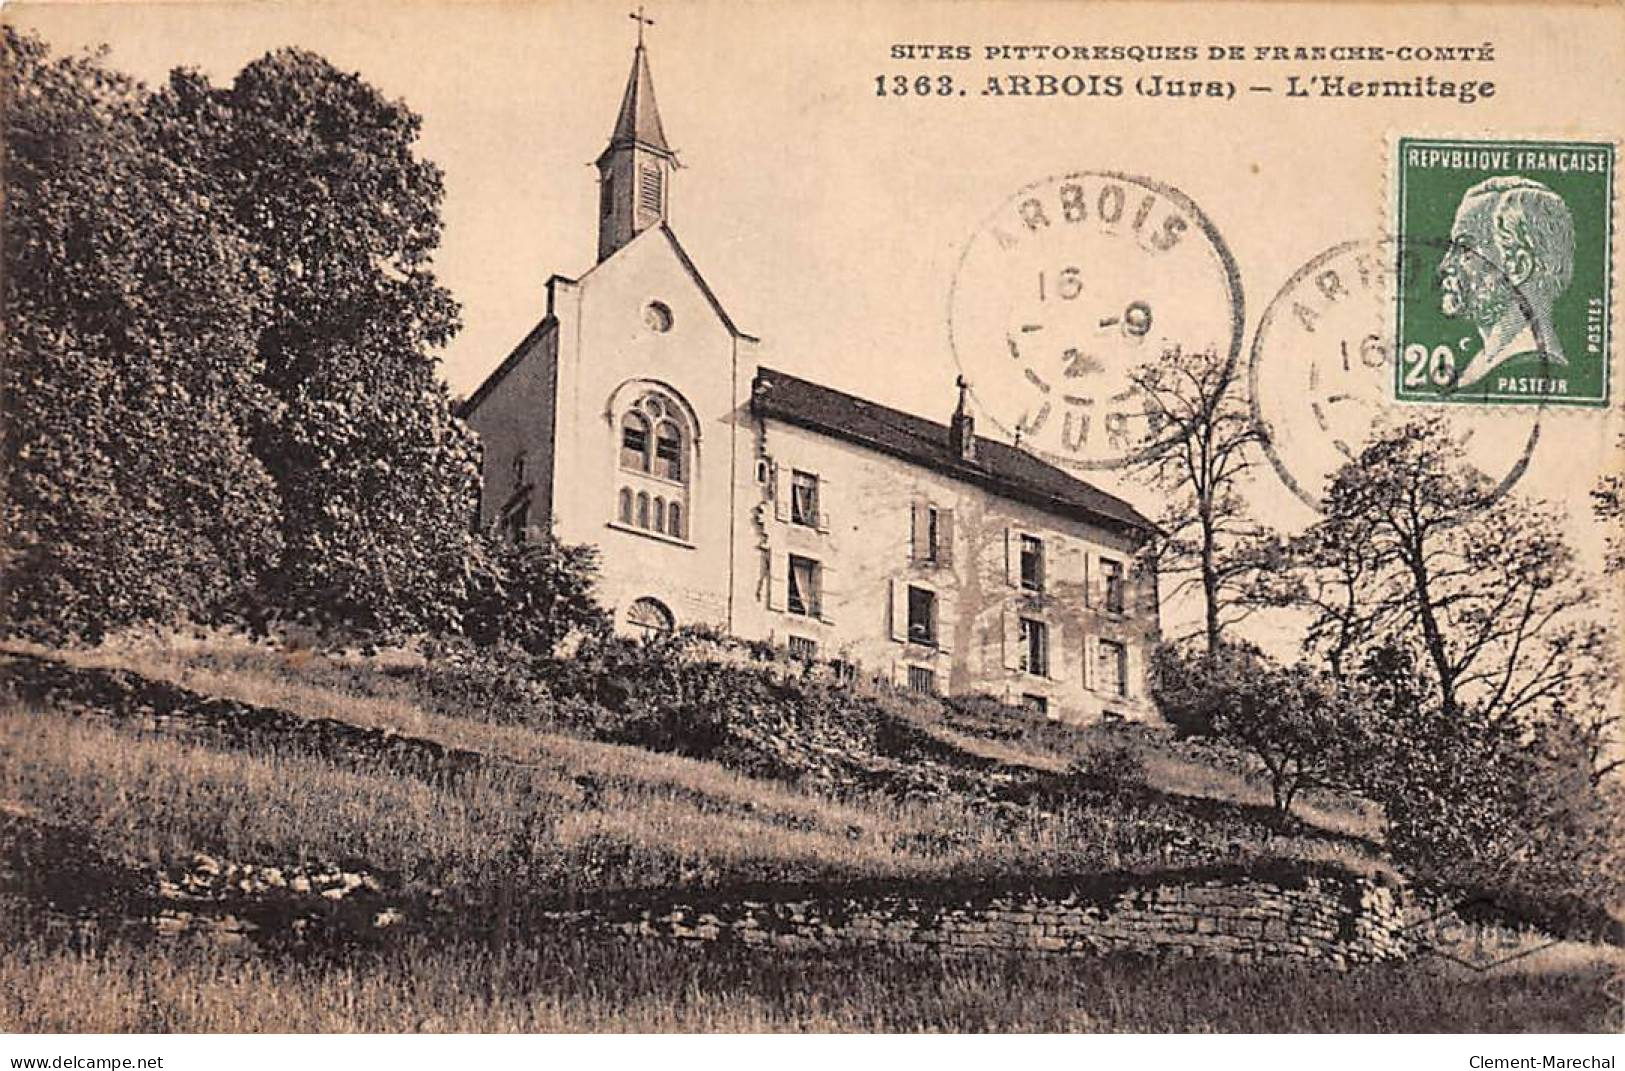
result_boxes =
[1,29,281,641]
[1286,417,1606,726]
[146,50,480,637]
[1280,420,1617,900]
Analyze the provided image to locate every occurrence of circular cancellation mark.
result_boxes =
[946,171,1245,472]
[1249,235,1547,513]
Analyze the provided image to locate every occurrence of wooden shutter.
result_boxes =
[1004,528,1018,586]
[1001,610,1022,670]
[817,562,835,624]
[938,509,955,567]
[935,587,954,655]
[1048,622,1067,682]
[889,578,908,642]
[1123,640,1138,699]
[773,463,789,523]
[767,551,785,611]
[910,502,929,562]
[1081,632,1096,690]
[1088,553,1104,609]
[815,475,832,533]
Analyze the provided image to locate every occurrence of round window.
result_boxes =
[644,301,674,333]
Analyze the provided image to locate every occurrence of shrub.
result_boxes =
[1066,737,1148,795]
[457,536,611,657]
[1149,642,1377,814]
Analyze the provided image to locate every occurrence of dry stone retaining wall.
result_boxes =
[601,870,1412,969]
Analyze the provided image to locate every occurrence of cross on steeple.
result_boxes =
[596,11,675,262]
[629,5,654,45]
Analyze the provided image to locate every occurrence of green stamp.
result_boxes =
[1395,137,1614,407]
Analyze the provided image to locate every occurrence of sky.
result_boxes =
[10,0,1623,640]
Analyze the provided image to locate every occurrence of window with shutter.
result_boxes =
[1020,535,1046,592]
[1001,611,1022,670]
[1102,559,1126,614]
[639,164,663,214]
[907,585,937,646]
[791,470,819,527]
[1019,617,1049,676]
[788,555,820,617]
[1098,639,1128,697]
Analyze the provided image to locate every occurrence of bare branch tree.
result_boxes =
[1127,344,1273,653]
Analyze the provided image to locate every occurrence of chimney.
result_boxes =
[949,375,976,462]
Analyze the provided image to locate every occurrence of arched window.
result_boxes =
[626,596,674,637]
[620,412,651,472]
[610,384,695,541]
[654,421,683,481]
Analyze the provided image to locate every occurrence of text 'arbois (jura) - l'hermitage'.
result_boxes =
[459,33,1162,724]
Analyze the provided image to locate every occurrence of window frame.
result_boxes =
[787,554,821,618]
[1101,557,1126,614]
[653,420,683,482]
[906,584,938,647]
[1021,693,1049,718]
[1019,616,1049,677]
[610,388,695,544]
[620,411,652,473]
[626,596,674,636]
[790,469,820,528]
[1098,638,1129,697]
[1020,534,1046,592]
[503,500,530,546]
[907,665,937,695]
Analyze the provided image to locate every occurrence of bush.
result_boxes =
[1066,736,1148,795]
[1353,645,1623,914]
[1149,642,1377,814]
[457,536,611,658]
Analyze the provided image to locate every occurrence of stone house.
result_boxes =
[459,39,1161,723]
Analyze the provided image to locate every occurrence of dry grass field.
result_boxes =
[1,631,1618,1033]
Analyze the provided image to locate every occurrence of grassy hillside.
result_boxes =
[1,631,1618,1032]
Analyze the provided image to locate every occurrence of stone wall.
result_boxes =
[595,868,1412,970]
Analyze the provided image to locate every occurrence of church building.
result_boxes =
[460,36,1162,723]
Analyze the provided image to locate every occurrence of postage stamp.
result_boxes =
[1393,137,1615,407]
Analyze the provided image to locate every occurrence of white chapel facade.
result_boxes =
[461,39,1162,724]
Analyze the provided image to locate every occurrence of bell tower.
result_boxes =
[596,9,676,263]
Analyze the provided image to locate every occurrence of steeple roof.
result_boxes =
[604,43,672,159]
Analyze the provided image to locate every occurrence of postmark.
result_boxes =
[1251,235,1546,512]
[1394,137,1614,408]
[946,171,1244,471]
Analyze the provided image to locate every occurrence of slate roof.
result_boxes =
[603,43,672,159]
[750,367,1156,536]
